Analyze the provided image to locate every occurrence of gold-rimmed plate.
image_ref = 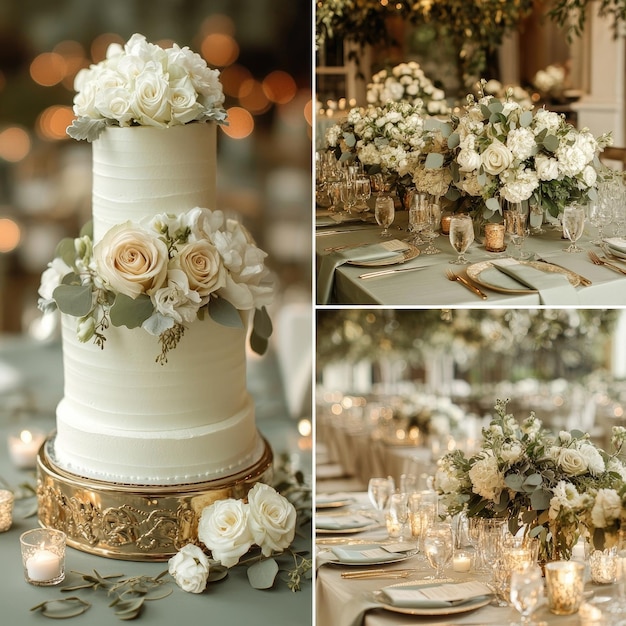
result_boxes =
[346,243,420,267]
[316,496,355,509]
[466,260,580,294]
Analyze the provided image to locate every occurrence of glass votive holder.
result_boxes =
[590,548,618,584]
[452,549,472,572]
[545,560,585,615]
[440,213,452,235]
[7,428,46,469]
[0,489,14,532]
[20,528,66,586]
[484,223,506,252]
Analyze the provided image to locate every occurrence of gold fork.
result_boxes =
[445,269,488,299]
[588,250,626,276]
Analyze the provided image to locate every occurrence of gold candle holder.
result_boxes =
[590,548,617,584]
[545,561,585,615]
[0,489,14,532]
[484,223,506,252]
[440,214,452,235]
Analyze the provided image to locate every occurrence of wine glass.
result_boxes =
[386,492,409,539]
[448,214,474,263]
[374,195,395,237]
[510,565,544,626]
[421,199,442,255]
[562,204,586,252]
[367,477,394,522]
[504,207,530,260]
[340,179,357,214]
[588,197,613,245]
[354,176,371,213]
[423,523,453,579]
[408,193,427,245]
[326,179,342,213]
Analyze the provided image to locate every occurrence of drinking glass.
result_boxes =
[510,565,544,626]
[449,214,474,263]
[423,523,453,579]
[354,176,371,213]
[562,204,585,252]
[504,204,530,259]
[408,194,427,245]
[588,198,613,244]
[367,476,394,522]
[341,179,357,214]
[374,195,395,237]
[421,199,442,255]
[386,492,409,539]
[326,179,342,213]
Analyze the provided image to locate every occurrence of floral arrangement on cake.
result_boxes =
[366,62,450,115]
[435,399,626,561]
[440,86,611,218]
[67,33,227,142]
[38,207,274,363]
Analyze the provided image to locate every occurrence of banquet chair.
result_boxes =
[600,146,626,169]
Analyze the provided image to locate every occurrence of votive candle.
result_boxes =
[484,223,506,252]
[453,550,471,572]
[8,429,46,469]
[20,528,66,586]
[440,214,452,235]
[545,561,585,615]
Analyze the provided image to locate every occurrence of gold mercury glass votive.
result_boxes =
[484,223,506,252]
[590,548,618,584]
[545,561,585,615]
[440,214,452,235]
[0,489,14,532]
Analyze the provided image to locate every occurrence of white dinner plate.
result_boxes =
[327,543,417,566]
[315,522,379,535]
[315,496,355,509]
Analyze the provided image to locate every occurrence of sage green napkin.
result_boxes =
[315,515,372,531]
[317,241,407,304]
[380,581,492,608]
[491,259,579,305]
[329,546,400,564]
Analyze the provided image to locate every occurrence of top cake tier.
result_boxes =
[91,123,216,243]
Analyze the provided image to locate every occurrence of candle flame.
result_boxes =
[20,430,33,444]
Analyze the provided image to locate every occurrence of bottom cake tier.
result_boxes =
[36,433,273,561]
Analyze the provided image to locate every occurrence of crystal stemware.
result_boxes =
[367,476,394,522]
[374,195,395,237]
[588,198,613,245]
[340,179,357,214]
[326,179,342,213]
[449,214,474,263]
[354,176,372,213]
[510,565,544,626]
[421,199,442,255]
[423,523,453,579]
[504,204,530,260]
[408,193,427,245]
[562,204,585,252]
[386,492,409,539]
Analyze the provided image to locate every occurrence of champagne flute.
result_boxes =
[408,194,426,245]
[423,523,453,579]
[374,195,395,237]
[562,204,585,252]
[367,477,394,522]
[510,565,544,626]
[449,214,474,263]
[354,176,371,213]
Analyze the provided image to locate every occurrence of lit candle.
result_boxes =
[8,429,46,469]
[545,561,585,615]
[453,551,472,572]
[484,223,506,252]
[26,547,62,582]
[440,214,452,235]
[571,541,586,561]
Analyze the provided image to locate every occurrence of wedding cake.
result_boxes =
[37,35,274,491]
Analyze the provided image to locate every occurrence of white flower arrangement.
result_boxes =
[169,483,309,593]
[68,33,227,142]
[366,61,450,116]
[38,207,274,363]
[533,64,567,100]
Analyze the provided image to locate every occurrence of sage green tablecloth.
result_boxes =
[315,212,626,305]
[0,335,312,626]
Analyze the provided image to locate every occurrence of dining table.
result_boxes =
[316,209,626,305]
[315,492,618,626]
[0,333,312,626]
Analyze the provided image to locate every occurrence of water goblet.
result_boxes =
[354,176,371,213]
[341,179,357,214]
[374,195,395,237]
[326,179,342,213]
[408,194,427,245]
[504,205,530,259]
[510,565,544,626]
[588,198,613,245]
[562,204,585,252]
[421,199,442,255]
[367,476,394,523]
[386,492,409,539]
[448,214,474,263]
[423,523,453,579]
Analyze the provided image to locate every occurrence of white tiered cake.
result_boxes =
[36,34,274,559]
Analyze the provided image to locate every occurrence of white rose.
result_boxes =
[168,544,210,593]
[247,483,297,557]
[481,140,513,175]
[169,76,204,124]
[152,269,202,324]
[535,155,560,181]
[38,257,72,306]
[198,498,253,568]
[578,443,605,476]
[591,489,622,528]
[581,164,597,188]
[94,222,169,298]
[95,87,134,125]
[457,148,481,172]
[556,447,588,476]
[73,78,101,119]
[131,65,171,126]
[173,240,225,298]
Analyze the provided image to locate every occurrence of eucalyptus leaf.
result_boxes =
[447,132,460,149]
[424,152,444,169]
[530,488,552,511]
[53,284,93,317]
[247,558,279,589]
[343,132,356,148]
[55,238,78,268]
[523,473,543,488]
[504,474,524,491]
[253,306,273,339]
[520,111,533,128]
[488,100,503,114]
[31,597,91,619]
[207,564,229,583]
[209,298,244,328]
[79,221,94,239]
[485,197,501,213]
[109,294,153,329]
[250,329,269,355]
[543,134,559,152]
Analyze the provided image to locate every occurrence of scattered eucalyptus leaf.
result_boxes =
[30,597,91,619]
[247,558,279,589]
[207,563,229,583]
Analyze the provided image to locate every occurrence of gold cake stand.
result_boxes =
[36,434,273,561]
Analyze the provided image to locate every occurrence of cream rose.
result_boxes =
[168,543,210,593]
[173,240,225,297]
[591,489,622,528]
[247,483,297,556]
[555,447,588,476]
[94,222,168,298]
[131,66,171,126]
[481,140,513,175]
[198,498,253,568]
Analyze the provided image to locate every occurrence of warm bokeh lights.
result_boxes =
[36,106,75,140]
[30,52,67,87]
[220,64,253,97]
[201,33,239,67]
[0,218,21,253]
[221,107,254,139]
[239,79,271,114]
[263,71,297,104]
[90,33,124,63]
[0,127,31,162]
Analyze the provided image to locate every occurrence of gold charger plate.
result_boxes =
[466,259,580,294]
[346,243,420,267]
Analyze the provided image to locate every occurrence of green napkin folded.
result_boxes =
[330,546,400,564]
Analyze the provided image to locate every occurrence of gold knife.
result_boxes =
[454,274,488,299]
[359,266,427,279]
[536,257,592,286]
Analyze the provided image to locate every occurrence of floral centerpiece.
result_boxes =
[532,64,568,103]
[435,399,626,562]
[38,208,274,363]
[68,33,227,142]
[366,62,450,115]
[437,85,611,219]
[400,394,465,438]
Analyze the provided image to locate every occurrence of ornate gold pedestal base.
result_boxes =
[36,435,273,561]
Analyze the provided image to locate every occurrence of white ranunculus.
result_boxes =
[481,140,513,175]
[168,543,210,593]
[247,483,297,557]
[198,498,253,568]
[152,269,202,323]
[173,240,225,298]
[591,489,622,528]
[94,222,169,298]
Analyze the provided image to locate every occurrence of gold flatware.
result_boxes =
[341,569,412,580]
[445,269,488,299]
[588,250,626,276]
[359,266,427,280]
[535,257,592,286]
[324,242,370,252]
[316,227,373,236]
